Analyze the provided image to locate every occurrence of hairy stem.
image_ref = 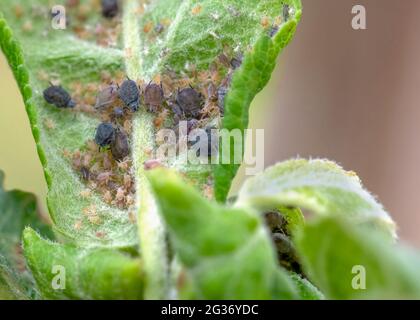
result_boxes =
[123,0,168,299]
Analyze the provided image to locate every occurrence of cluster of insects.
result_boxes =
[264,211,303,275]
[42,55,233,209]
[38,0,296,220]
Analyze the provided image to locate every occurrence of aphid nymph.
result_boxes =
[144,82,164,112]
[80,166,91,181]
[95,83,118,110]
[43,84,75,108]
[111,128,129,160]
[217,85,228,114]
[230,54,243,70]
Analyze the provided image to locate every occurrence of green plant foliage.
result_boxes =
[236,159,396,237]
[3,0,417,302]
[0,170,52,299]
[289,273,324,300]
[214,8,302,201]
[0,0,303,299]
[0,3,133,248]
[296,217,420,299]
[0,0,303,249]
[23,228,144,299]
[147,168,298,299]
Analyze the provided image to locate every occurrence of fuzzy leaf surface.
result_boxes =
[296,217,420,299]
[148,169,298,299]
[236,159,396,237]
[0,0,302,245]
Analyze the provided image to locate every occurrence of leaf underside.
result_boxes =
[0,0,302,248]
[0,0,303,300]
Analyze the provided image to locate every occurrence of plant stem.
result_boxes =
[123,0,168,299]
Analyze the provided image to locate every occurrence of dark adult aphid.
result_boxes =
[176,87,204,118]
[95,84,118,110]
[111,128,129,160]
[269,25,279,37]
[119,79,140,112]
[230,54,243,70]
[95,122,115,147]
[43,85,75,108]
[144,82,164,112]
[264,211,286,233]
[155,23,164,34]
[101,0,119,18]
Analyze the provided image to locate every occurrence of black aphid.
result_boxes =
[264,211,286,233]
[230,54,243,70]
[155,23,164,34]
[101,0,119,18]
[269,25,279,37]
[95,84,118,110]
[111,128,129,160]
[144,82,164,112]
[176,87,204,118]
[95,122,115,147]
[119,79,140,112]
[43,85,75,108]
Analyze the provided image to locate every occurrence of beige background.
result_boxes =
[1,0,420,246]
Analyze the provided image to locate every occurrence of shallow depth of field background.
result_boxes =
[1,0,420,246]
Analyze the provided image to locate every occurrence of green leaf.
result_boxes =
[23,227,144,300]
[214,2,302,201]
[1,0,302,298]
[0,170,53,299]
[147,168,297,299]
[289,272,324,300]
[0,0,302,237]
[0,2,135,248]
[236,159,396,237]
[296,217,420,299]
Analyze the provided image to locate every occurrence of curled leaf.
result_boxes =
[147,168,298,299]
[236,159,396,237]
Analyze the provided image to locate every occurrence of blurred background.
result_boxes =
[1,0,420,246]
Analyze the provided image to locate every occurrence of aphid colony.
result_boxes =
[264,211,303,275]
[43,75,224,151]
[42,70,228,209]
